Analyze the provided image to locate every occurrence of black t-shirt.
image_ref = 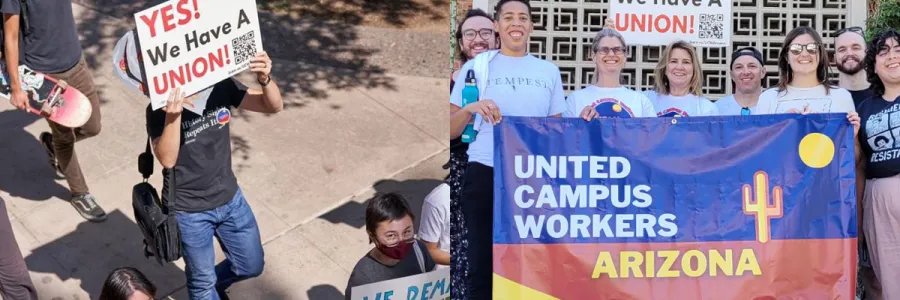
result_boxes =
[146,79,247,212]
[857,94,900,179]
[0,0,82,73]
[850,88,873,108]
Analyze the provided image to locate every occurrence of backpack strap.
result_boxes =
[413,240,426,273]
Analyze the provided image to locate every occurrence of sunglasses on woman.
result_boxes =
[789,43,819,55]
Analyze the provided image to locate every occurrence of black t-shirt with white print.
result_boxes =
[857,94,900,179]
[146,78,246,212]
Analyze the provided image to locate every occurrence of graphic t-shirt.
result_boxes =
[643,91,719,117]
[345,242,436,300]
[418,183,450,269]
[850,88,873,108]
[564,86,656,118]
[450,53,567,167]
[715,94,759,116]
[0,0,82,73]
[857,95,900,179]
[755,85,856,114]
[146,78,246,212]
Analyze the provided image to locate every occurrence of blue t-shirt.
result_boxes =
[715,94,758,116]
[0,0,82,73]
[450,53,567,167]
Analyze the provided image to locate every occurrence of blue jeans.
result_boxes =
[176,188,265,300]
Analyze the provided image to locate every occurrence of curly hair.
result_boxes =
[864,29,900,98]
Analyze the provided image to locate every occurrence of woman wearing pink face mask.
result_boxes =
[345,193,436,300]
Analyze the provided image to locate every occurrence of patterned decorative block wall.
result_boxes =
[485,0,863,100]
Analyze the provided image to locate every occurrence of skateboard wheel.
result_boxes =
[57,80,68,91]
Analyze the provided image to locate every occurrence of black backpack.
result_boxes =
[132,135,182,265]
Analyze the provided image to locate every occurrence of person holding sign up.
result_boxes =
[2,0,108,222]
[114,29,283,300]
[642,40,719,117]
[564,27,656,120]
[449,0,567,298]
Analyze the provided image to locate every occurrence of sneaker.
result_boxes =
[70,193,107,222]
[39,132,64,178]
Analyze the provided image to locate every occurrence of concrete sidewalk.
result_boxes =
[0,3,448,300]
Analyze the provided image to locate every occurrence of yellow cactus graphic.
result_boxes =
[742,171,784,244]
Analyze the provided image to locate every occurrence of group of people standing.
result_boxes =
[448,0,900,299]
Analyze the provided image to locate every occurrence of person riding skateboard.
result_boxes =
[2,0,107,222]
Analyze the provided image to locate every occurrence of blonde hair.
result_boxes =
[653,40,703,96]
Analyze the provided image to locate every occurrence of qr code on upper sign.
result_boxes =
[232,31,256,66]
[698,14,724,40]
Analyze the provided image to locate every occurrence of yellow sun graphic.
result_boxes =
[612,104,622,113]
[798,133,835,168]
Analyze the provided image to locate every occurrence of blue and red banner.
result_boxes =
[492,114,857,299]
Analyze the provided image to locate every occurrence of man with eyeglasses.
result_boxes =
[447,8,498,300]
[716,47,766,115]
[834,26,872,107]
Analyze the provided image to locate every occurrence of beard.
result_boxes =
[836,56,864,75]
[464,41,491,60]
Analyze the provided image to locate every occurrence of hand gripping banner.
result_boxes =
[492,114,857,299]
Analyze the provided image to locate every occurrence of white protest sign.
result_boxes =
[610,0,732,47]
[134,0,263,114]
[350,268,450,300]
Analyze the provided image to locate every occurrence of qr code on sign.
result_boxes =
[698,14,724,40]
[232,31,256,65]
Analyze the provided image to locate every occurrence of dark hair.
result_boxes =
[99,268,156,300]
[777,26,832,95]
[455,9,495,64]
[865,29,900,98]
[494,0,531,19]
[365,193,415,243]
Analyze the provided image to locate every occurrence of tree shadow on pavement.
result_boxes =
[0,110,70,203]
[24,209,186,298]
[70,0,400,109]
[308,284,345,300]
[318,178,443,231]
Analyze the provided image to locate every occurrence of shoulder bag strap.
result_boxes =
[413,240,426,273]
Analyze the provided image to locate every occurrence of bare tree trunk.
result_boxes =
[451,0,458,75]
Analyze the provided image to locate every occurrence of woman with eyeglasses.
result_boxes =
[447,9,497,299]
[643,40,719,117]
[565,27,655,120]
[755,27,857,116]
[855,29,900,300]
[345,193,436,300]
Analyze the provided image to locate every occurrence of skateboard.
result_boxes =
[0,62,92,128]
